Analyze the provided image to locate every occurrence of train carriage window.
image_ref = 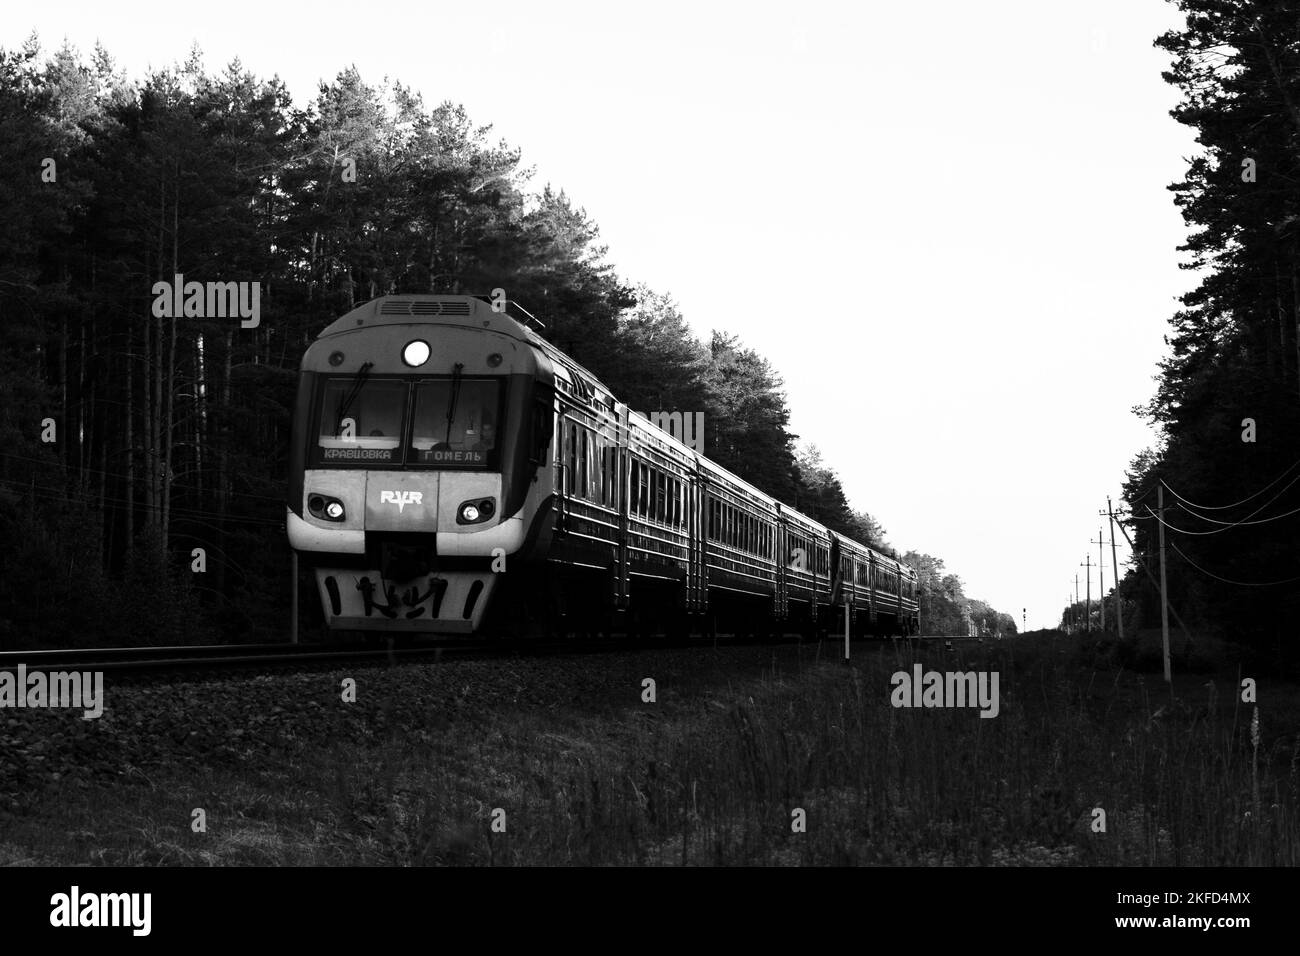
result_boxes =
[564,422,577,496]
[576,426,589,499]
[586,432,599,503]
[604,444,619,508]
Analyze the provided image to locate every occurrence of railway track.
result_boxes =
[0,633,989,681]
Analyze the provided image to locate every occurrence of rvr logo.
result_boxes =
[380,490,423,512]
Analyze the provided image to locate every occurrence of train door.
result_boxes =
[614,403,630,611]
[868,553,877,630]
[688,464,706,614]
[774,509,788,620]
[828,533,842,606]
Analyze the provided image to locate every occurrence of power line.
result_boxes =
[1161,468,1300,529]
[1147,499,1300,535]
[1160,457,1300,511]
[1170,543,1300,587]
[0,451,287,504]
[0,476,285,529]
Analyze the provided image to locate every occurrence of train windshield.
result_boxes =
[410,379,500,465]
[316,379,407,464]
[312,377,502,468]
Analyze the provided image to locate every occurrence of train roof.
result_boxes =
[321,296,906,570]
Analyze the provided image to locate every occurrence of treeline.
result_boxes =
[1116,1,1300,655]
[903,552,1017,638]
[0,37,1002,645]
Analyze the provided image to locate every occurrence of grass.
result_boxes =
[2,631,1297,865]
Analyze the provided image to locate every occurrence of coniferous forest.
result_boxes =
[0,37,1011,647]
[1113,0,1300,660]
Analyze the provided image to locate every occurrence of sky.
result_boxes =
[4,0,1198,631]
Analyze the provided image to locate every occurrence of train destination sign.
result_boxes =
[423,449,486,464]
[322,447,395,461]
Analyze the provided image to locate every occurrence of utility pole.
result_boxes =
[1105,497,1125,642]
[1111,504,1193,646]
[1074,575,1080,633]
[1157,484,1171,683]
[1090,530,1105,632]
[1079,556,1092,634]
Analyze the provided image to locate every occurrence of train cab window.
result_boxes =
[410,378,502,467]
[315,379,407,465]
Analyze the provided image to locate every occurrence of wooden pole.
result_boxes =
[1107,497,1125,642]
[1158,485,1171,683]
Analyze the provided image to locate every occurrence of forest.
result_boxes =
[1109,0,1300,657]
[0,36,1011,647]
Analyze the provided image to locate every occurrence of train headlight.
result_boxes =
[456,498,496,525]
[402,340,431,367]
[308,494,346,522]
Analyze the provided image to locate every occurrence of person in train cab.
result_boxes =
[470,420,496,452]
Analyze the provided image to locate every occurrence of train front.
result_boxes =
[286,295,554,634]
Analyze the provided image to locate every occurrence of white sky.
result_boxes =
[6,0,1197,630]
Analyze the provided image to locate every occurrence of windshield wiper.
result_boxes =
[444,362,464,445]
[333,361,374,437]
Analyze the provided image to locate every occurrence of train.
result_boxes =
[286,295,920,639]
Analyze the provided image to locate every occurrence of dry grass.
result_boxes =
[3,632,1297,865]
